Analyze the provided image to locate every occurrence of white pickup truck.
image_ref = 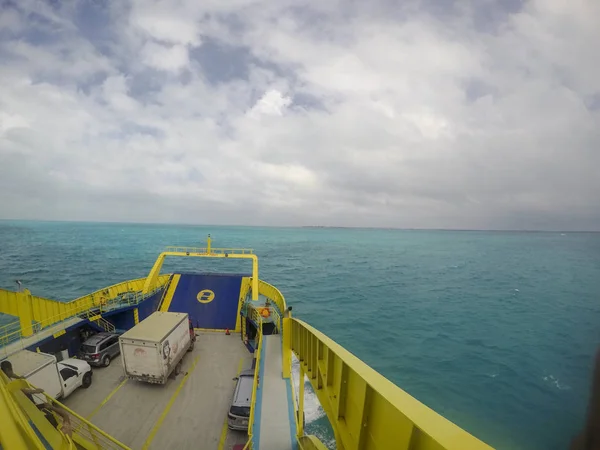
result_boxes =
[3,349,93,401]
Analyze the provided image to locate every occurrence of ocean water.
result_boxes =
[0,220,599,449]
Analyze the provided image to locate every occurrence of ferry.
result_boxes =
[0,236,494,450]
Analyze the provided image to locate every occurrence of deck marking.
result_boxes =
[217,357,245,450]
[87,377,128,420]
[141,354,201,450]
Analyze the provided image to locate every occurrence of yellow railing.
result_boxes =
[0,307,88,359]
[41,393,131,450]
[1,280,170,358]
[289,318,494,450]
[157,275,174,310]
[165,245,255,255]
[257,280,287,316]
[0,373,68,449]
[0,276,170,340]
[246,319,264,449]
[297,435,329,450]
[0,321,21,347]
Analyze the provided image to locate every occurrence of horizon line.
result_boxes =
[0,217,598,234]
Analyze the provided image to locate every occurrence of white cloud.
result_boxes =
[141,42,190,72]
[0,0,598,230]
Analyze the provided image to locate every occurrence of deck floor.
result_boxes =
[258,335,293,450]
[63,331,252,450]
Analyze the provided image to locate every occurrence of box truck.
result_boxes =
[119,311,195,384]
[2,349,93,402]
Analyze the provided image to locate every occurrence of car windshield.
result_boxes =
[61,363,78,371]
[230,406,250,417]
[80,344,96,353]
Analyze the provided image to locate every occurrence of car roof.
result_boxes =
[84,332,115,344]
[232,372,254,408]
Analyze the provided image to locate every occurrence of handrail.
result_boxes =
[165,246,254,255]
[246,318,264,449]
[143,237,259,300]
[257,280,287,317]
[290,319,494,450]
[1,286,167,357]
[157,275,173,311]
[0,275,170,342]
[39,392,131,449]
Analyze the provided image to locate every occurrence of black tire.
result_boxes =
[174,361,182,376]
[187,340,195,352]
[102,355,111,367]
[82,372,92,388]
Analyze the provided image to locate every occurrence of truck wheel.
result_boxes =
[82,372,92,388]
[188,340,195,352]
[174,361,182,376]
[102,355,111,367]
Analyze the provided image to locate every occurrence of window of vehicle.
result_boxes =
[60,368,77,380]
[229,405,250,417]
[80,344,96,353]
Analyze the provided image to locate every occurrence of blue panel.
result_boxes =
[109,310,135,331]
[168,273,243,330]
[137,289,164,321]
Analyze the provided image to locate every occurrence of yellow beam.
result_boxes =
[159,274,180,312]
[290,319,494,450]
[299,363,305,436]
[143,250,259,300]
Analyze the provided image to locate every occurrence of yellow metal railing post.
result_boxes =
[16,290,34,337]
[282,317,292,379]
[299,363,305,437]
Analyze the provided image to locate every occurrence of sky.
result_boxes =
[0,0,599,231]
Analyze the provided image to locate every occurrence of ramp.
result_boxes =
[257,335,294,450]
[165,273,244,330]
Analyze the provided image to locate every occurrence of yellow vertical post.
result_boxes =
[251,257,258,301]
[282,317,291,379]
[298,363,305,437]
[207,234,211,254]
[17,289,34,337]
[134,308,139,325]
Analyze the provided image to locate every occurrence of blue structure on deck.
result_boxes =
[166,273,245,330]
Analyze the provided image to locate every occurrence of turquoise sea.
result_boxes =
[0,220,598,449]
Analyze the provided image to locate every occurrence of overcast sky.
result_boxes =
[0,0,598,230]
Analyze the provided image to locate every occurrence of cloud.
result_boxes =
[0,0,598,230]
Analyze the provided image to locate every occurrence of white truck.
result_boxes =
[119,311,194,384]
[3,349,93,402]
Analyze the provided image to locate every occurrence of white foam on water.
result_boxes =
[290,355,337,448]
[543,374,570,390]
[291,354,326,423]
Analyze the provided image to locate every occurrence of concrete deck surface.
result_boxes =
[63,331,252,450]
[258,335,293,450]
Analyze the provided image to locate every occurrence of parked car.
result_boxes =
[79,331,121,367]
[228,369,255,430]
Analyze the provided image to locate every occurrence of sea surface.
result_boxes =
[0,220,599,450]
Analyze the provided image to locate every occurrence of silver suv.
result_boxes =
[79,332,121,367]
[228,369,254,430]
